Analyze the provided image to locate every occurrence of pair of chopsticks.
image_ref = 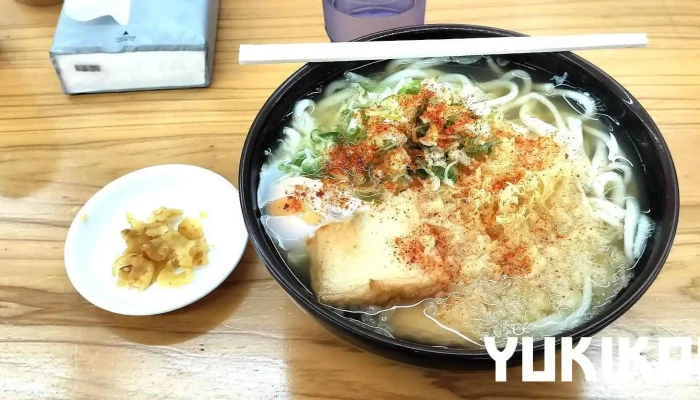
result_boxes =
[238,33,648,65]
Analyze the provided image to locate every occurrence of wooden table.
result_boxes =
[1,0,698,399]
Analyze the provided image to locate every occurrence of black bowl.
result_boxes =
[239,24,679,369]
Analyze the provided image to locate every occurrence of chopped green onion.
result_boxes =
[432,166,446,179]
[415,121,430,138]
[299,156,325,178]
[279,163,301,173]
[445,163,458,183]
[398,79,421,95]
[350,188,383,202]
[359,82,382,92]
[415,159,435,177]
[425,164,458,184]
[340,128,367,145]
[300,170,323,179]
[381,139,400,152]
[462,139,499,156]
[320,131,339,141]
[311,130,338,144]
[291,151,307,166]
[279,149,326,178]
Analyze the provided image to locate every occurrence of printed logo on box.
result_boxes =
[117,31,135,43]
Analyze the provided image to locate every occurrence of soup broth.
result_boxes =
[257,56,653,348]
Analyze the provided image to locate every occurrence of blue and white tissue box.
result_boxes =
[49,0,220,94]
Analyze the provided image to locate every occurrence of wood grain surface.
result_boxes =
[1,0,699,399]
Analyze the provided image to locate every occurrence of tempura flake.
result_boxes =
[112,207,210,290]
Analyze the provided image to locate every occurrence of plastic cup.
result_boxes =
[323,0,427,42]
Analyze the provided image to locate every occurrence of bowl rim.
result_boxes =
[239,24,680,359]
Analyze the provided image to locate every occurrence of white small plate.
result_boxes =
[64,164,248,316]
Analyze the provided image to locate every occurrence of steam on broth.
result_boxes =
[257,56,654,348]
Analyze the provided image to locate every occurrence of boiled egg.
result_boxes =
[258,176,365,251]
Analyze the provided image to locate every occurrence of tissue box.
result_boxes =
[49,0,220,94]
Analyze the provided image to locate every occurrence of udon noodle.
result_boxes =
[257,56,653,348]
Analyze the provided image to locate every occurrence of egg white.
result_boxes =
[258,175,365,251]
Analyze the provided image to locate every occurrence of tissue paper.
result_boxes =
[64,0,132,26]
[49,0,219,94]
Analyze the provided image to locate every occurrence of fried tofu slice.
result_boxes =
[388,302,481,347]
[307,190,451,307]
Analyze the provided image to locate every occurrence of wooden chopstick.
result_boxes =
[238,33,648,65]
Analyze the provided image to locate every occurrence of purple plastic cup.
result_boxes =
[323,0,427,42]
